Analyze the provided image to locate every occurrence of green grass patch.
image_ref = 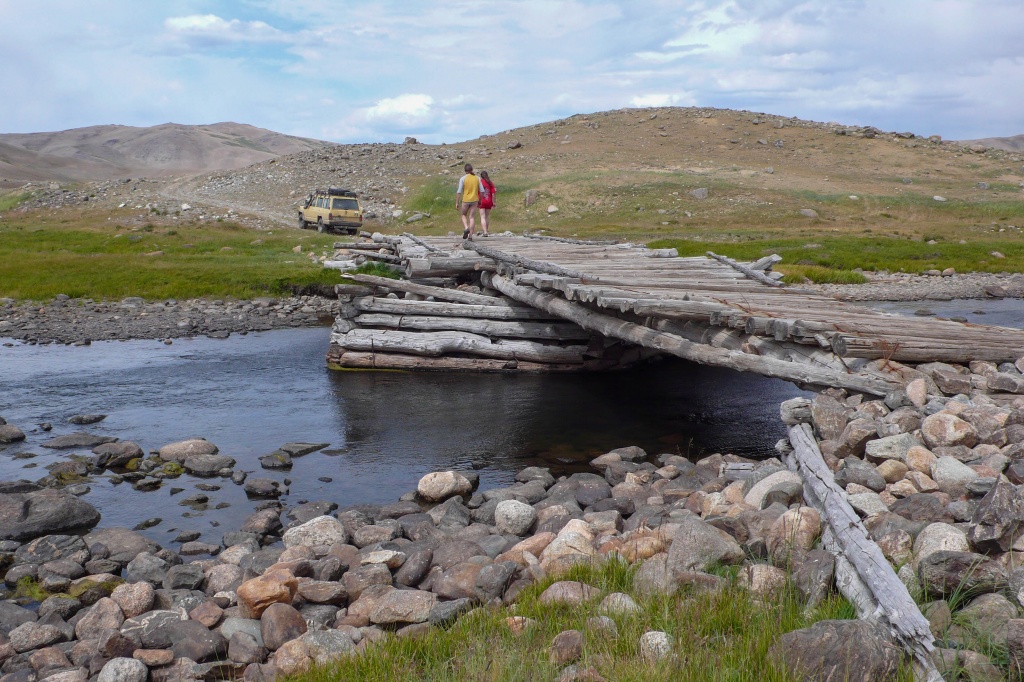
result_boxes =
[290,560,897,682]
[0,191,32,211]
[649,236,1024,276]
[0,215,342,301]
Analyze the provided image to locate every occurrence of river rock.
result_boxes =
[125,551,169,584]
[968,478,1024,552]
[14,534,88,564]
[865,432,918,463]
[639,630,673,662]
[931,456,978,497]
[184,454,236,476]
[260,603,307,651]
[74,597,124,640]
[912,523,969,567]
[922,413,979,449]
[0,490,101,541]
[98,657,147,682]
[494,499,536,536]
[766,507,821,564]
[550,629,584,665]
[302,629,354,664]
[244,478,283,498]
[236,570,298,619]
[417,471,473,502]
[835,458,885,492]
[667,516,745,574]
[41,432,117,449]
[92,441,143,468]
[9,620,62,652]
[282,515,348,548]
[158,438,219,462]
[769,619,903,680]
[0,424,27,443]
[86,528,159,566]
[164,563,205,590]
[743,470,803,509]
[110,582,154,619]
[69,414,106,425]
[917,551,1007,597]
[168,618,227,661]
[539,581,601,606]
[370,590,436,625]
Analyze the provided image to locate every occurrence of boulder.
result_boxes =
[417,471,473,502]
[550,629,584,665]
[666,516,744,574]
[538,581,601,606]
[865,432,919,463]
[921,413,979,449]
[158,438,218,462]
[92,442,143,468]
[766,507,821,565]
[0,490,101,541]
[639,631,673,662]
[494,500,536,536]
[84,528,159,565]
[260,603,306,651]
[41,432,117,449]
[917,551,1007,597]
[282,516,348,549]
[743,470,803,509]
[110,582,154,619]
[183,454,236,476]
[968,478,1024,552]
[370,590,437,625]
[0,424,26,444]
[769,619,904,681]
[913,523,969,567]
[236,570,298,619]
[931,457,978,498]
[74,597,124,640]
[98,657,147,682]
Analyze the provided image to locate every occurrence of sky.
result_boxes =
[2,0,1022,143]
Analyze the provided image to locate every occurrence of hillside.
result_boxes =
[2,107,1023,244]
[0,122,332,184]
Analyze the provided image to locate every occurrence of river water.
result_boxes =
[4,296,1021,548]
[1,327,805,547]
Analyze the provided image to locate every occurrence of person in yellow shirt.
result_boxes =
[456,163,480,240]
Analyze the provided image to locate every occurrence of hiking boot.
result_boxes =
[463,228,470,239]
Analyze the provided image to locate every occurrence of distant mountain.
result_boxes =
[0,122,333,183]
[960,134,1024,152]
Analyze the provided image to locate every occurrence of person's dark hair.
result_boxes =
[480,170,490,182]
[464,163,473,173]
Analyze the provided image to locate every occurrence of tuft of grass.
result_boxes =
[777,265,868,284]
[288,560,906,682]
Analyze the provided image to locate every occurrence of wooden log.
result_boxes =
[333,241,390,251]
[484,273,897,395]
[342,274,508,306]
[353,297,556,320]
[833,335,1024,363]
[465,242,586,278]
[359,251,403,264]
[332,328,586,363]
[706,251,785,287]
[401,232,443,253]
[523,233,620,245]
[334,284,376,298]
[750,254,783,271]
[406,256,493,276]
[327,350,584,372]
[785,423,942,682]
[353,313,592,340]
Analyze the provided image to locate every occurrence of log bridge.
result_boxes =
[327,233,1024,398]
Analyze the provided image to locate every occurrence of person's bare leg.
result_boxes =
[481,209,490,235]
[468,206,477,237]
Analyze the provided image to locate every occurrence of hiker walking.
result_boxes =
[478,170,496,236]
[455,163,480,240]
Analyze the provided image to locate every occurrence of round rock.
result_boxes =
[494,499,536,536]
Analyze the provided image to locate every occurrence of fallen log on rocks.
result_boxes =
[706,251,785,287]
[353,313,592,340]
[342,274,505,305]
[351,297,557,320]
[326,350,584,372]
[784,422,943,682]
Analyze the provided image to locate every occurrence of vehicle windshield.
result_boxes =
[332,198,359,210]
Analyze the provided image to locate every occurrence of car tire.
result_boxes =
[298,214,308,229]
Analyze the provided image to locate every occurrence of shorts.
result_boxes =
[460,201,478,216]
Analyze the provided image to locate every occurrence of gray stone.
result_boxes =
[125,552,169,584]
[41,432,117,449]
[9,621,62,652]
[417,471,472,502]
[0,424,26,444]
[834,458,886,492]
[931,457,979,497]
[167,618,227,662]
[158,438,218,462]
[14,534,88,565]
[0,490,101,541]
[184,454,236,476]
[968,478,1024,552]
[98,658,147,682]
[865,432,919,463]
[120,610,185,648]
[369,590,436,625]
[769,619,903,681]
[0,602,38,635]
[84,528,158,566]
[282,515,348,548]
[163,563,205,590]
[494,500,536,536]
[918,551,1007,597]
[92,441,143,468]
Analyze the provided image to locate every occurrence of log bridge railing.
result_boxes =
[326,234,1024,398]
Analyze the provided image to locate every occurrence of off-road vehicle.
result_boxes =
[298,188,363,234]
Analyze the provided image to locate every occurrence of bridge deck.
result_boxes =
[331,233,1024,396]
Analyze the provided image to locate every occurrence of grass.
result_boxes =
[0,191,31,212]
[0,211,343,301]
[348,261,402,279]
[289,559,905,682]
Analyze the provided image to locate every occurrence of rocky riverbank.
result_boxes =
[0,296,339,345]
[4,347,1024,680]
[807,270,1024,302]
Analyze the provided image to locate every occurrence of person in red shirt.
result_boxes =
[478,170,496,236]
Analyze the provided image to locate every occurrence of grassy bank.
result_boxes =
[289,560,897,682]
[0,210,340,301]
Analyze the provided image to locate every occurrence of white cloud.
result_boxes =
[364,94,437,127]
[164,14,286,44]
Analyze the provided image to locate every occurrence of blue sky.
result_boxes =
[2,0,1022,142]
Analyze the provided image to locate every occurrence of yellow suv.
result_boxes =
[298,188,363,234]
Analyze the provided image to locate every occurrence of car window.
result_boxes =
[332,198,359,210]
[317,198,326,209]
